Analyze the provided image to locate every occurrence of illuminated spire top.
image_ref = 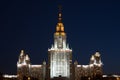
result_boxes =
[58,5,62,23]
[54,6,66,36]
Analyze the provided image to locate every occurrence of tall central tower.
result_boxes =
[48,10,72,79]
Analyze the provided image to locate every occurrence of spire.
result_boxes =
[20,50,25,56]
[25,54,30,61]
[58,5,62,23]
[55,6,66,36]
[95,51,100,57]
[90,55,95,61]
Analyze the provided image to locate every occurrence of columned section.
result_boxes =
[48,48,72,78]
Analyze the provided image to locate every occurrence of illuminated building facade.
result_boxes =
[48,12,72,80]
[17,10,103,80]
[74,52,103,80]
[17,50,46,80]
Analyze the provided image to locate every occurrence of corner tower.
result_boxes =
[48,9,72,79]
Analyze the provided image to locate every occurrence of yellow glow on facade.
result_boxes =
[61,26,64,31]
[55,32,59,35]
[56,23,64,32]
[61,32,65,36]
[56,26,60,31]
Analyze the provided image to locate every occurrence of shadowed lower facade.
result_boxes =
[17,11,103,80]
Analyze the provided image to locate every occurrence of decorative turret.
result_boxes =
[17,50,31,66]
[43,61,46,65]
[20,50,24,56]
[18,50,25,64]
[90,55,95,64]
[92,52,103,78]
[94,51,102,66]
[74,60,78,67]
[25,54,30,64]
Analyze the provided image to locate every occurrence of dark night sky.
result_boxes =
[0,0,120,74]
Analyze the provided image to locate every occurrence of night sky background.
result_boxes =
[0,0,120,74]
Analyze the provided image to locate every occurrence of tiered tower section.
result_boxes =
[48,12,72,79]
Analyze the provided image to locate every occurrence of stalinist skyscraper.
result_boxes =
[17,8,103,80]
[48,10,72,79]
